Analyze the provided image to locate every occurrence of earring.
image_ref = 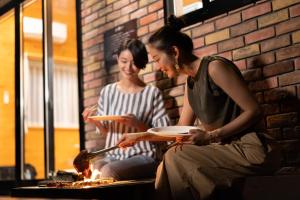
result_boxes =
[175,62,179,70]
[174,60,180,75]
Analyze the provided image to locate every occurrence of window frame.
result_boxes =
[164,0,260,28]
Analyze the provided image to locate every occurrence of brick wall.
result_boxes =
[81,0,300,166]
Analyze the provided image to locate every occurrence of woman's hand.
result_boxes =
[118,132,148,148]
[82,107,97,124]
[187,129,210,146]
[82,107,107,134]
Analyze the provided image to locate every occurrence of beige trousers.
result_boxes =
[155,132,281,200]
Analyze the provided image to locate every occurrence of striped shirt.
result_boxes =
[97,83,170,160]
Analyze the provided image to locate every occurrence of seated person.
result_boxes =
[82,39,170,180]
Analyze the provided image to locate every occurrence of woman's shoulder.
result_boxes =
[100,83,117,95]
[145,84,162,94]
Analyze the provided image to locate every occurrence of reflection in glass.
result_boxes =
[174,0,203,16]
[0,10,16,181]
[22,0,45,179]
[52,0,80,172]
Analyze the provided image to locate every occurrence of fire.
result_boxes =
[84,168,102,181]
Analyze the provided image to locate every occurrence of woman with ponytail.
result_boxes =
[119,15,282,200]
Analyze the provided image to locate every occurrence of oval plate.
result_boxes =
[147,126,198,137]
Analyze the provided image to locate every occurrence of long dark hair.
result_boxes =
[117,39,148,69]
[148,15,195,66]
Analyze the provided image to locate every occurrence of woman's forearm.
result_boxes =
[135,132,175,142]
[213,108,262,141]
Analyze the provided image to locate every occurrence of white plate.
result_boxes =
[147,126,198,137]
[88,115,125,121]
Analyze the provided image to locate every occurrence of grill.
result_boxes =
[11,179,155,199]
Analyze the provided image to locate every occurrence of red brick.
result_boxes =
[164,85,185,97]
[193,37,205,49]
[215,13,241,29]
[218,37,244,52]
[148,1,163,13]
[249,77,278,91]
[263,60,294,77]
[242,68,262,81]
[247,52,275,68]
[234,59,247,70]
[83,12,98,25]
[266,128,282,140]
[272,0,300,11]
[81,8,92,18]
[83,0,99,9]
[266,113,298,128]
[82,29,98,41]
[258,9,289,28]
[149,19,164,32]
[261,103,280,115]
[158,9,164,19]
[295,58,300,69]
[233,44,260,60]
[255,92,264,103]
[242,2,272,21]
[261,34,291,53]
[83,55,98,67]
[98,22,114,35]
[84,45,101,57]
[84,73,94,82]
[83,96,98,107]
[264,86,296,103]
[245,27,275,44]
[92,2,105,12]
[276,43,300,61]
[121,2,138,15]
[98,5,113,17]
[231,20,257,37]
[279,70,300,86]
[276,17,300,35]
[140,13,157,26]
[290,3,300,17]
[217,51,232,60]
[130,7,147,19]
[194,44,218,58]
[143,72,161,83]
[106,10,121,21]
[82,35,103,49]
[175,74,188,85]
[137,26,148,37]
[113,0,130,10]
[94,68,107,79]
[192,23,215,37]
[115,15,130,26]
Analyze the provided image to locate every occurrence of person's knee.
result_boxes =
[164,147,177,163]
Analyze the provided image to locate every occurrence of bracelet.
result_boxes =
[208,128,221,144]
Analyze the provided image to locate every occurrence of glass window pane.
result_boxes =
[174,0,203,16]
[22,0,45,180]
[0,10,16,181]
[52,0,80,172]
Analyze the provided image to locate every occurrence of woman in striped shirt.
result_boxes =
[82,39,170,180]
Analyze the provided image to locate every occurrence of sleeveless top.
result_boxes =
[187,56,244,128]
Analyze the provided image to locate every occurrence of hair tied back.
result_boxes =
[167,15,185,32]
